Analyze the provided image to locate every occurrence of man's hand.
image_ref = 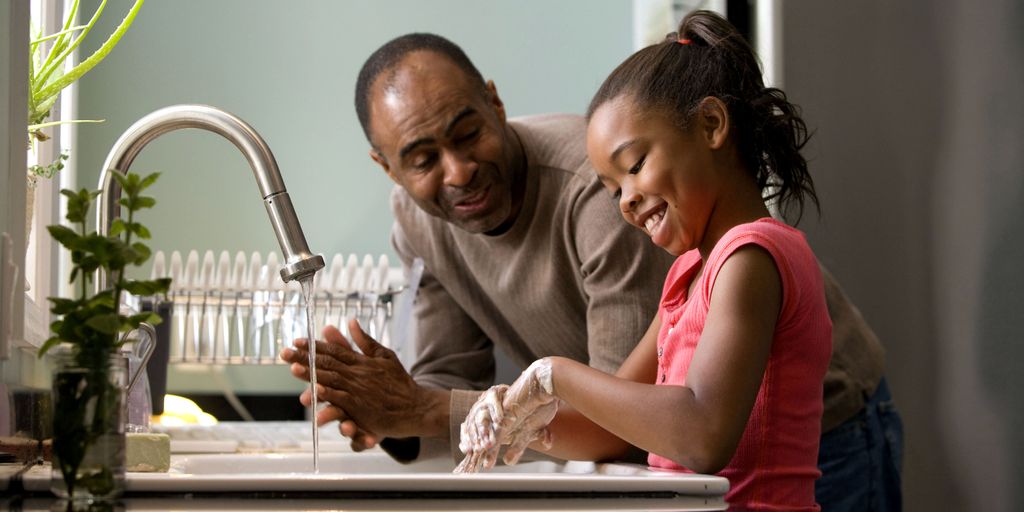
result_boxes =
[280,318,449,441]
[298,397,379,451]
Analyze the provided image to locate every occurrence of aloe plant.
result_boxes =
[28,0,144,177]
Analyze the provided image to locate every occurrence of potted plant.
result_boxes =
[26,0,144,249]
[38,170,170,503]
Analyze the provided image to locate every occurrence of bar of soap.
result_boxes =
[126,432,170,472]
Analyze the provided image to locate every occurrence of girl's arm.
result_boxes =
[540,311,662,462]
[546,246,781,474]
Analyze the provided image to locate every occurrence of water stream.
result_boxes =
[299,277,320,473]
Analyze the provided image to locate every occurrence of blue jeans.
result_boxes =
[816,378,903,511]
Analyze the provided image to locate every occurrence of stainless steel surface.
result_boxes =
[95,104,324,288]
[124,323,157,394]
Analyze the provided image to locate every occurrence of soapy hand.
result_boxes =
[454,384,508,473]
[455,358,559,473]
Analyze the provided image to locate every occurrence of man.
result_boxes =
[281,33,901,510]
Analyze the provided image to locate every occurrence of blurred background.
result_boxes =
[4,0,1022,509]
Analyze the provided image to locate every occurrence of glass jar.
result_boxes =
[50,347,128,503]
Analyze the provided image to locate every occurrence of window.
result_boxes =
[24,0,81,347]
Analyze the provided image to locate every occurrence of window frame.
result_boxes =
[19,0,74,349]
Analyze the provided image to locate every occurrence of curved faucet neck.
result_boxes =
[96,104,323,290]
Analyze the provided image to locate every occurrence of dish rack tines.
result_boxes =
[136,250,421,365]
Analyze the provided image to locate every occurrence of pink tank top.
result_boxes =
[647,218,832,511]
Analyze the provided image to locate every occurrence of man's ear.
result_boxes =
[369,148,399,185]
[696,96,730,150]
[485,80,506,124]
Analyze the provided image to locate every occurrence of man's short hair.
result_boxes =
[355,33,487,145]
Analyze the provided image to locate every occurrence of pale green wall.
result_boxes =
[75,0,633,270]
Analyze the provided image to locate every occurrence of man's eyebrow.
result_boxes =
[609,139,639,163]
[399,137,433,160]
[444,107,477,136]
[397,107,478,160]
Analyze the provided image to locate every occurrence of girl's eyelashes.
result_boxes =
[612,188,621,199]
[628,156,646,175]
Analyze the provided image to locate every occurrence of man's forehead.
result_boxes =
[369,56,486,149]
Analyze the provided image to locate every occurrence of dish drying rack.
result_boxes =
[131,250,422,365]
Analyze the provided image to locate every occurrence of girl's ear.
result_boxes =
[696,96,730,150]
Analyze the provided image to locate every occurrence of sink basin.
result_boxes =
[20,451,729,497]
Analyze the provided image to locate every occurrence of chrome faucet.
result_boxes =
[95,104,324,288]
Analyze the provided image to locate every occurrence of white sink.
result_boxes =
[173,451,652,476]
[21,451,729,497]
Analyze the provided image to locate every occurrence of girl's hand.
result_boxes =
[454,358,559,473]
[455,384,509,473]
[498,358,558,465]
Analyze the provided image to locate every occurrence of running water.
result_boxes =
[299,277,320,473]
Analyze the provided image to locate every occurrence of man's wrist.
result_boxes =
[416,387,451,439]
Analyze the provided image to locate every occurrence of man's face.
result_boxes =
[368,51,518,234]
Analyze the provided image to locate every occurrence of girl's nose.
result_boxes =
[442,149,478,187]
[620,185,641,214]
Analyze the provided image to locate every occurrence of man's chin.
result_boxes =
[449,212,506,235]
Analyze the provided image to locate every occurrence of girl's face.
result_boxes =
[587,96,720,256]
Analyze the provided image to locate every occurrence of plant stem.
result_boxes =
[78,210,87,302]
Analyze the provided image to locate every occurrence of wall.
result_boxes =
[71,0,634,392]
[74,0,634,269]
[784,1,1024,510]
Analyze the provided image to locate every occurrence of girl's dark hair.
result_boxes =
[587,10,819,224]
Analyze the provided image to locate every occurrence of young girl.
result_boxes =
[455,10,832,511]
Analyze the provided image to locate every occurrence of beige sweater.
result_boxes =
[389,113,884,459]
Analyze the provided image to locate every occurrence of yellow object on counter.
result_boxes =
[151,394,218,427]
[126,432,170,472]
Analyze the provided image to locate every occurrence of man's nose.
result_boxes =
[442,149,478,187]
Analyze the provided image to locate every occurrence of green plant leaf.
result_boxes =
[139,172,161,191]
[130,242,151,264]
[131,223,151,239]
[36,337,64,357]
[109,218,127,237]
[127,312,161,328]
[46,225,80,248]
[86,293,115,310]
[61,188,90,223]
[111,169,131,194]
[122,278,170,297]
[133,196,156,210]
[48,297,80,315]
[34,0,145,114]
[85,313,121,335]
[27,151,69,179]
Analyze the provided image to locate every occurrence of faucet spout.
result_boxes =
[96,104,324,288]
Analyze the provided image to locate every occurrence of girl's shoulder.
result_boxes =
[704,217,822,312]
[710,218,813,268]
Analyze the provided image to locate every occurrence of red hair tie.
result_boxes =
[677,38,692,45]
